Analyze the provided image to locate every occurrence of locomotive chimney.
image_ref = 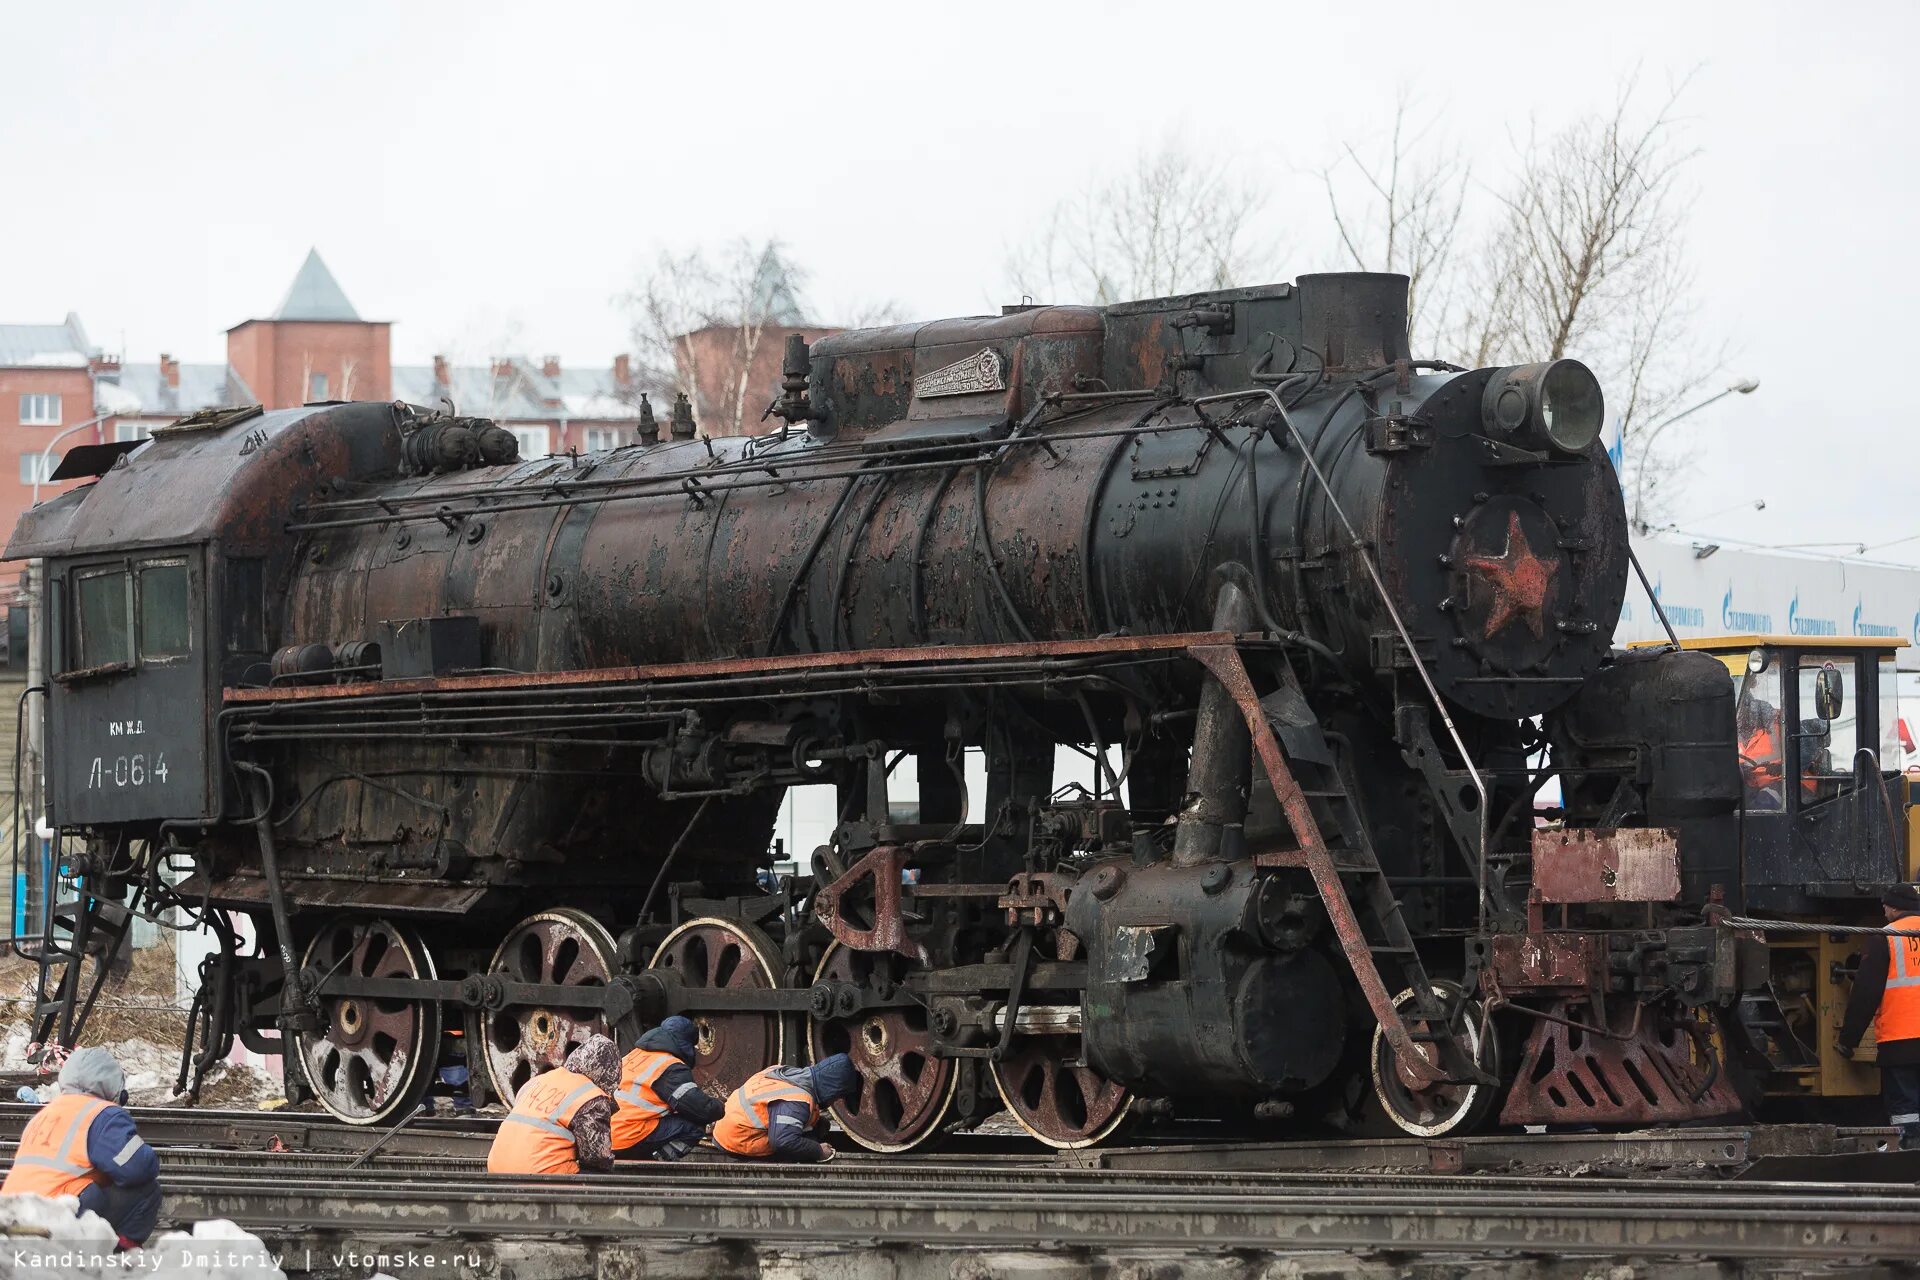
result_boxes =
[1296,273,1410,372]
[635,393,658,445]
[669,391,696,441]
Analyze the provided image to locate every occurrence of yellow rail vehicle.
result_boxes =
[1634,635,1910,1102]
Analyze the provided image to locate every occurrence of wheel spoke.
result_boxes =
[295,916,440,1126]
[809,942,955,1152]
[646,918,783,1100]
[479,909,617,1107]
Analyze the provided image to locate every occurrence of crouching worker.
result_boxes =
[1,1047,160,1248]
[713,1053,858,1162]
[613,1016,722,1161]
[487,1034,621,1174]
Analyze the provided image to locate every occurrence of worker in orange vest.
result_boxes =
[486,1034,621,1174]
[1840,883,1920,1149]
[612,1016,722,1161]
[1,1047,160,1247]
[713,1053,859,1162]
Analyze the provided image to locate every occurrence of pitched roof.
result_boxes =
[96,363,254,418]
[273,249,361,322]
[391,357,638,423]
[0,313,92,368]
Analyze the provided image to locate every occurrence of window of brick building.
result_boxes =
[20,394,61,425]
[19,453,60,485]
[511,427,548,459]
[308,373,328,401]
[584,427,621,451]
[113,421,153,444]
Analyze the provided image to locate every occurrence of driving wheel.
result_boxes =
[480,908,618,1105]
[989,930,1131,1149]
[647,916,785,1098]
[809,942,957,1153]
[294,916,442,1125]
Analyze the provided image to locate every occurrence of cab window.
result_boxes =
[136,559,191,660]
[73,568,131,669]
[1797,654,1857,796]
[1735,661,1785,811]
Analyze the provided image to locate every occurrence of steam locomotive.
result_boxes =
[10,272,1904,1147]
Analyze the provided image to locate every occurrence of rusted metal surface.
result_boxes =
[808,943,955,1153]
[1533,828,1683,903]
[999,871,1072,931]
[1189,643,1442,1089]
[645,917,783,1099]
[986,920,1129,1150]
[814,845,930,966]
[1498,999,1744,1127]
[478,909,618,1104]
[1485,932,1605,992]
[224,631,1237,703]
[292,916,440,1125]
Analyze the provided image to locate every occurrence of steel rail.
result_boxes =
[35,1147,1920,1206]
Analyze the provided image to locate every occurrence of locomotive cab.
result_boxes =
[1632,635,1910,908]
[46,546,215,826]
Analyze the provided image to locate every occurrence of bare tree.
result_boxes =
[1460,74,1710,523]
[1321,93,1470,353]
[622,239,815,437]
[1006,143,1273,304]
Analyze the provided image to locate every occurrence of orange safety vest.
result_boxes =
[1878,914,1920,1046]
[2,1093,111,1199]
[610,1048,678,1149]
[1742,727,1782,788]
[486,1067,605,1175]
[713,1067,816,1158]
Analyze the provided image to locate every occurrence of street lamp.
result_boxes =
[1628,379,1760,533]
[30,414,110,507]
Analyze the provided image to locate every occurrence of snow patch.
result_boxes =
[94,381,144,415]
[0,1195,285,1279]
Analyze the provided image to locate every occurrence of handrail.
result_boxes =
[1192,386,1492,929]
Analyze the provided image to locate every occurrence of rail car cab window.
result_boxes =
[73,568,131,670]
[1735,662,1786,811]
[1796,655,1857,802]
[136,559,190,660]
[70,558,192,672]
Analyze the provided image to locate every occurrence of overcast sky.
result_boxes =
[4,2,1915,559]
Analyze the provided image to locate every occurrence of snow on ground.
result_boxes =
[0,1195,284,1279]
[4,1028,282,1109]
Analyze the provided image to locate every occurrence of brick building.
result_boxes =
[0,315,110,543]
[5,250,646,507]
[0,248,846,552]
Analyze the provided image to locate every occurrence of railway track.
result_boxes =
[0,1102,1883,1172]
[6,1106,1918,1274]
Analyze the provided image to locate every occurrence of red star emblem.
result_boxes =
[1462,511,1559,640]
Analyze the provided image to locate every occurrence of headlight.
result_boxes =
[1480,359,1605,453]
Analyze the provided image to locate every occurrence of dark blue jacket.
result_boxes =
[84,1105,158,1186]
[635,1023,724,1124]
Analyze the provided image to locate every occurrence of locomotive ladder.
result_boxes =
[23,879,140,1055]
[1189,646,1486,1087]
[1190,382,1495,1087]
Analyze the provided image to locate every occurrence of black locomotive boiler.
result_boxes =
[10,272,1901,1146]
